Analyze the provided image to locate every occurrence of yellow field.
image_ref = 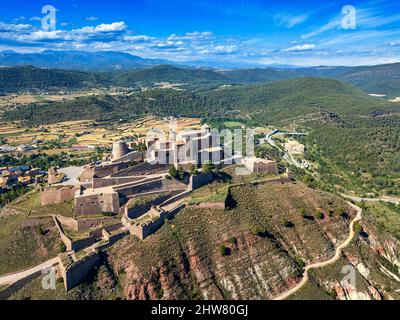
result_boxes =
[0,116,201,155]
[0,89,121,108]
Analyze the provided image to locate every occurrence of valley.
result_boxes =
[1,60,400,302]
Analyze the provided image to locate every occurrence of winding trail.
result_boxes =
[274,202,362,300]
[0,257,59,287]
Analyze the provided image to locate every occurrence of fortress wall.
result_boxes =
[71,237,97,252]
[80,163,129,182]
[53,216,97,251]
[100,192,120,214]
[74,192,119,216]
[111,151,146,164]
[53,216,73,251]
[56,215,120,232]
[116,180,167,198]
[74,194,102,216]
[60,252,101,291]
[56,215,79,232]
[89,222,122,238]
[125,194,172,219]
[129,218,165,241]
[92,176,145,189]
[129,204,185,240]
[41,186,77,206]
[79,166,95,182]
[189,172,214,190]
[160,190,191,207]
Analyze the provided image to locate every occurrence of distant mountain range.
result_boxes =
[0,50,175,71]
[1,51,400,97]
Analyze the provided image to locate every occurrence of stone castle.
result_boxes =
[39,124,282,291]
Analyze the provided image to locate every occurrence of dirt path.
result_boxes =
[0,257,59,286]
[274,202,362,300]
[341,193,400,205]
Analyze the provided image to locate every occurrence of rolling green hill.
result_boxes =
[2,63,400,97]
[112,65,228,88]
[336,63,400,98]
[3,77,392,125]
[0,65,108,93]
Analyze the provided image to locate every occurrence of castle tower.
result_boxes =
[47,167,58,185]
[112,141,129,161]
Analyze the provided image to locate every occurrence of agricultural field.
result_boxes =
[0,88,130,108]
[0,116,201,155]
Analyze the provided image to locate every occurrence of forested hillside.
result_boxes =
[3,77,391,125]
[0,66,108,93]
[2,63,400,97]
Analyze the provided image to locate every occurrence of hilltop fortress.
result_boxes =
[42,124,279,238]
[38,123,283,291]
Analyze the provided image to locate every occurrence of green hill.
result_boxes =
[0,65,108,93]
[336,63,400,98]
[3,77,392,125]
[112,65,228,88]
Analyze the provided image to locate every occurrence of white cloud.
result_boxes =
[123,35,155,42]
[273,13,310,28]
[78,22,127,34]
[282,44,315,52]
[86,16,99,22]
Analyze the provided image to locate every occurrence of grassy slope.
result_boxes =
[0,213,61,275]
[102,181,353,299]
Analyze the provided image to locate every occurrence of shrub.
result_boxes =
[34,226,46,236]
[219,245,230,257]
[177,165,185,180]
[295,257,306,274]
[354,222,363,234]
[189,165,198,176]
[300,209,307,218]
[229,237,237,245]
[315,211,324,220]
[251,226,266,236]
[202,161,215,173]
[59,243,67,253]
[157,289,164,300]
[281,218,292,227]
[102,211,116,217]
[168,165,178,178]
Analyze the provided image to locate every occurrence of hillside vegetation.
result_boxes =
[4,77,392,125]
[0,66,108,93]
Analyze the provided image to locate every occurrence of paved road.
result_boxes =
[274,202,362,300]
[0,257,59,286]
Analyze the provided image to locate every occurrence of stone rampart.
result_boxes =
[41,186,77,206]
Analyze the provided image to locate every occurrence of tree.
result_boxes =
[202,161,215,173]
[189,164,198,176]
[168,165,178,178]
[177,165,185,180]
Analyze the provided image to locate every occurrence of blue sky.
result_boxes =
[0,0,399,66]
